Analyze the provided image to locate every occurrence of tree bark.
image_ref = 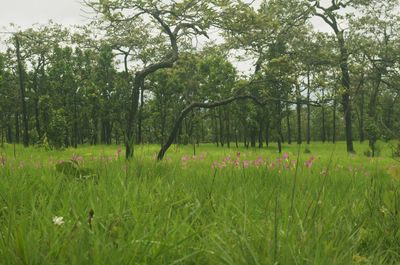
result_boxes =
[286,103,291,144]
[321,88,326,143]
[307,67,311,145]
[296,89,302,144]
[15,113,19,144]
[315,7,354,152]
[15,35,29,147]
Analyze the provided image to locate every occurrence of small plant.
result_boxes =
[56,160,97,180]
[363,149,371,157]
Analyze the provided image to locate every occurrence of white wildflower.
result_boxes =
[53,216,64,226]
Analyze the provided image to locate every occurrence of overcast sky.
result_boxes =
[0,0,331,31]
[0,0,90,30]
[0,0,331,74]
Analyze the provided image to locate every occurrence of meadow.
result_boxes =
[0,141,399,265]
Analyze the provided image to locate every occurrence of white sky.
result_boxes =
[0,0,89,30]
[0,0,332,75]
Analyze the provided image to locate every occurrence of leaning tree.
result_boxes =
[86,0,214,159]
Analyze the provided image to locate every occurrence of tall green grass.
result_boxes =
[0,141,399,264]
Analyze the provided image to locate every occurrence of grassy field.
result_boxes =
[0,141,399,264]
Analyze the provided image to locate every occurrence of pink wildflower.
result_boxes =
[122,165,127,170]
[118,148,122,153]
[321,170,327,175]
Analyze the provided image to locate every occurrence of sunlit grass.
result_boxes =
[0,141,399,264]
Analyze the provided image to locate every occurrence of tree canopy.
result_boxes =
[0,0,399,157]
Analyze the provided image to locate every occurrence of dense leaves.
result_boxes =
[0,0,399,157]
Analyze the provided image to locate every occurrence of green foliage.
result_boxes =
[47,108,67,150]
[55,160,97,179]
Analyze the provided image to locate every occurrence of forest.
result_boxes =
[0,0,398,159]
[1,1,400,264]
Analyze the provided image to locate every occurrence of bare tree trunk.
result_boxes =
[286,103,291,144]
[15,35,29,147]
[296,94,301,144]
[307,67,311,145]
[137,84,144,144]
[15,113,20,144]
[359,84,364,143]
[321,89,326,143]
[218,108,224,147]
[225,107,231,148]
[332,83,337,143]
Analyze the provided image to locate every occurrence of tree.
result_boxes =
[310,0,383,152]
[87,0,213,159]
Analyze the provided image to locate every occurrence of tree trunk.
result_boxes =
[126,75,142,158]
[265,118,270,147]
[359,84,364,143]
[218,108,224,147]
[250,128,256,148]
[212,109,219,147]
[306,67,311,145]
[277,139,282,154]
[258,119,263,148]
[296,92,301,144]
[338,32,354,152]
[225,107,230,148]
[73,93,78,148]
[321,89,326,143]
[7,124,12,143]
[286,103,291,144]
[33,70,41,141]
[137,84,144,144]
[332,83,337,143]
[15,35,29,147]
[368,73,381,156]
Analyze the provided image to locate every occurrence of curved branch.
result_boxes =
[157,92,320,160]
